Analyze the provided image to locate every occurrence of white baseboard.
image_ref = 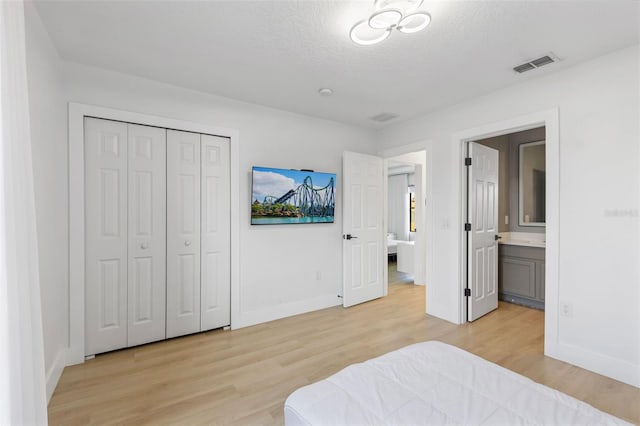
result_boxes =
[547,341,640,388]
[66,345,85,366]
[235,294,341,329]
[45,348,67,403]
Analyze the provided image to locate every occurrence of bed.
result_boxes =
[387,233,400,257]
[284,341,629,425]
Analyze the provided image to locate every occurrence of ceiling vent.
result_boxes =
[369,112,399,123]
[513,53,558,73]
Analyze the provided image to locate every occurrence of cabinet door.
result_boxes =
[127,124,167,347]
[500,256,536,298]
[85,117,128,355]
[200,135,231,331]
[166,130,201,338]
[536,261,545,301]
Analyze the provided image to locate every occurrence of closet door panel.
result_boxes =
[166,130,201,338]
[84,117,128,355]
[201,135,231,330]
[127,124,167,347]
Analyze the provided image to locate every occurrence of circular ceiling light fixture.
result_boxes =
[349,0,431,46]
[368,9,402,29]
[398,12,431,33]
[350,20,392,46]
[318,88,333,97]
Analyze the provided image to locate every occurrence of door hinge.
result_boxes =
[465,157,472,166]
[464,223,471,231]
[464,288,471,297]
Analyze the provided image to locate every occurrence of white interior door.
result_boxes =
[84,117,128,355]
[166,130,201,338]
[200,134,231,330]
[342,151,384,307]
[467,142,499,321]
[126,124,167,346]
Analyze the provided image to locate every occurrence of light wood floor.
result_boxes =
[48,284,639,425]
[388,259,413,285]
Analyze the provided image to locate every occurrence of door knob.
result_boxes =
[184,240,192,246]
[140,243,148,249]
[343,234,358,240]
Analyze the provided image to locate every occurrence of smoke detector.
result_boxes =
[513,53,559,73]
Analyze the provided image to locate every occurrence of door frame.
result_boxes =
[455,109,559,358]
[68,102,240,365]
[379,140,433,306]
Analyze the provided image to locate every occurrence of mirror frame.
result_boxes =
[518,140,546,227]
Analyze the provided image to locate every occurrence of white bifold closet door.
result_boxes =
[200,134,231,331]
[166,130,201,338]
[85,118,167,355]
[126,124,167,347]
[166,130,230,338]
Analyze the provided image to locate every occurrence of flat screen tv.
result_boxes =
[251,166,336,225]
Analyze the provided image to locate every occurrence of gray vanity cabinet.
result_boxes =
[498,244,545,310]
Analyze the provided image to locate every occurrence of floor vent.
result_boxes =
[513,53,558,73]
[370,112,399,123]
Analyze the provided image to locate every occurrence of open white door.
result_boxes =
[467,143,499,321]
[342,151,384,307]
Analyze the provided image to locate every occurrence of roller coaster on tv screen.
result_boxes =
[252,175,335,223]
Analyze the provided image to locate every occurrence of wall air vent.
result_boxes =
[513,53,558,73]
[369,112,399,123]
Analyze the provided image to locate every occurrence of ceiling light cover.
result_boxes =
[350,20,392,45]
[368,9,402,29]
[398,12,431,33]
[350,0,431,45]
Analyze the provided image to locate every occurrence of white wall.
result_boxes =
[376,45,640,386]
[61,62,376,328]
[24,3,68,401]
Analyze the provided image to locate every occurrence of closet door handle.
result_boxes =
[140,243,149,250]
[184,240,192,247]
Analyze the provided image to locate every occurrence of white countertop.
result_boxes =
[498,232,545,248]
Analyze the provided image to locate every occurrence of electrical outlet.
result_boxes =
[505,215,509,225]
[560,302,573,317]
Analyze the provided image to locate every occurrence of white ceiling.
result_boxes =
[34,0,640,129]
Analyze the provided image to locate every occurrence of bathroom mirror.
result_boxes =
[519,140,546,226]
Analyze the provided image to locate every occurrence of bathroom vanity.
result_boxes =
[498,233,545,310]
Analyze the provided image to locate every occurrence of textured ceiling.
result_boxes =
[34,0,640,129]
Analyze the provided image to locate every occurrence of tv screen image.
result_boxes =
[251,166,336,225]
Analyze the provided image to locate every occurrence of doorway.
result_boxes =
[341,144,432,309]
[467,127,547,321]
[454,109,559,361]
[384,150,427,292]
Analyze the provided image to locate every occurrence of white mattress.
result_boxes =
[284,341,629,426]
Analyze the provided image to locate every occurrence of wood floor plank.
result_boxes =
[48,283,640,425]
